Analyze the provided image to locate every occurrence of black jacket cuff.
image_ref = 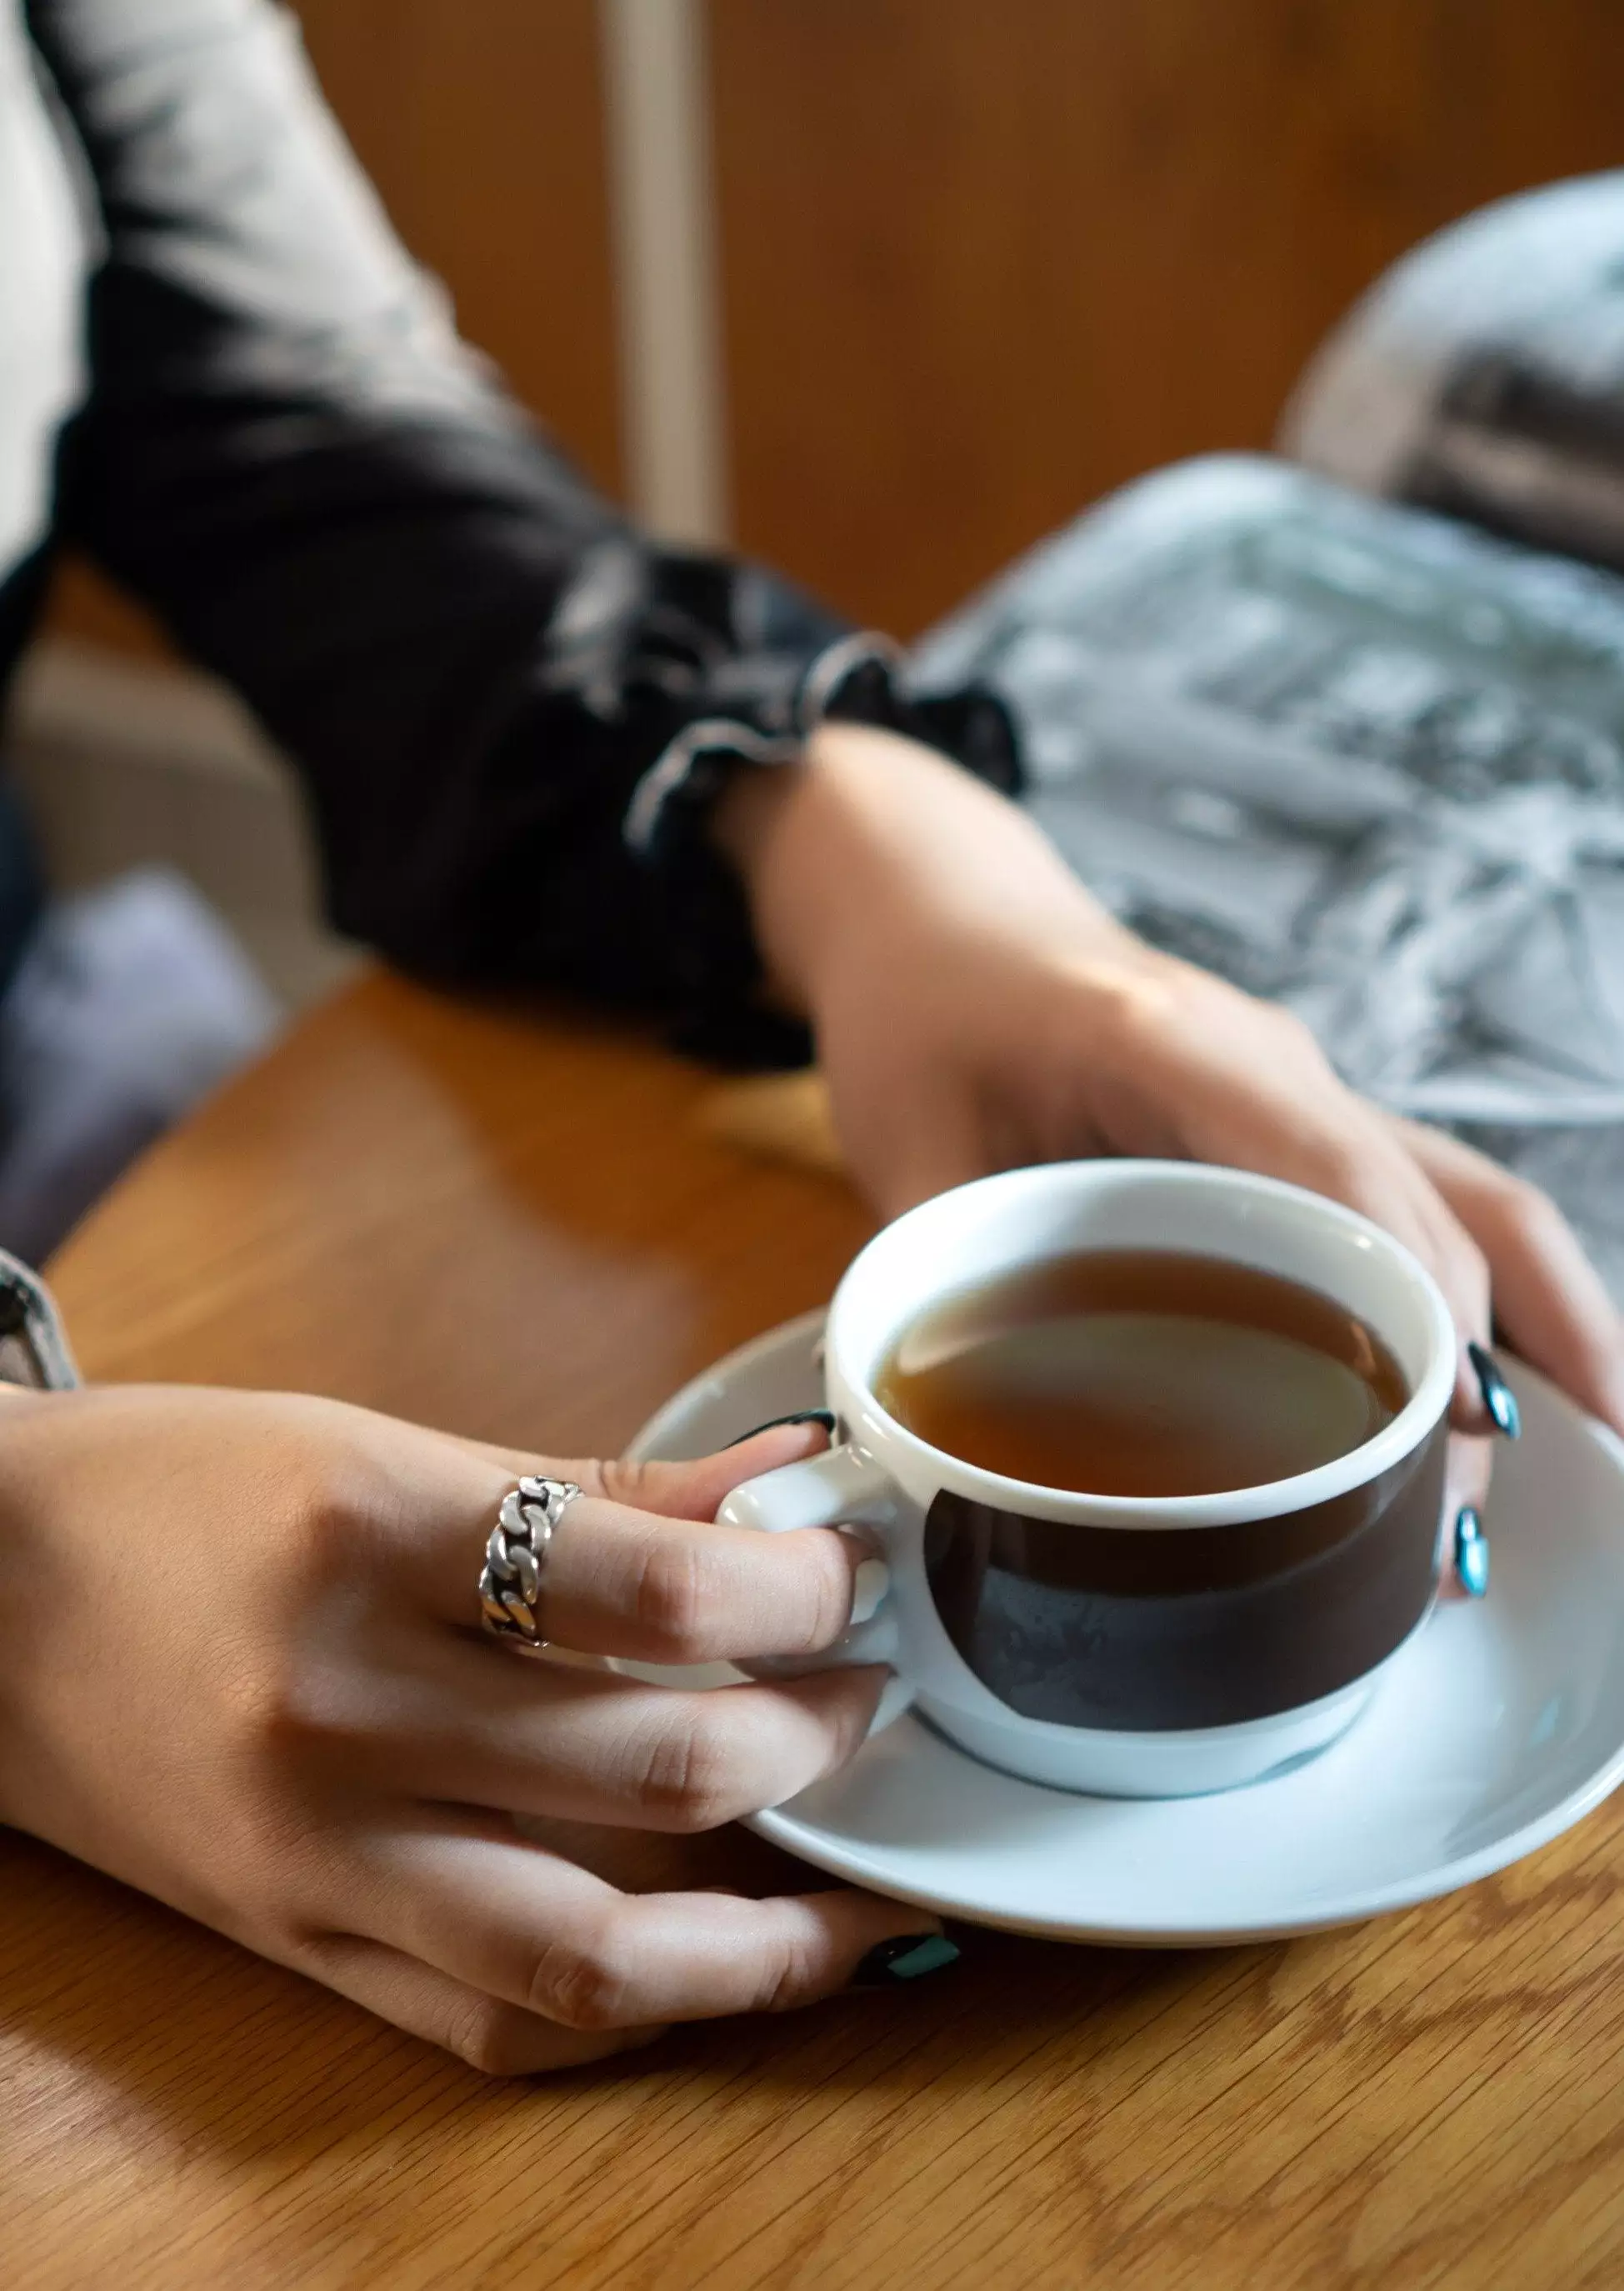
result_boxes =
[623,626,1023,1067]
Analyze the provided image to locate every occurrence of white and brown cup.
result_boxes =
[721,1161,1456,1797]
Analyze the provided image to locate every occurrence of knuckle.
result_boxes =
[527,1929,632,2032]
[1257,1017,1342,1101]
[791,1532,861,1653]
[1298,1134,1368,1205]
[789,1669,878,1788]
[634,1706,747,1832]
[222,1846,333,1949]
[761,1929,822,2014]
[632,1536,712,1653]
[1162,961,1312,1048]
[1087,957,1189,1046]
[292,1454,388,1578]
[251,1658,361,1769]
[447,1998,537,2077]
[300,1486,355,1572]
[248,1626,392,1775]
[827,1671,883,1766]
[1272,1005,1329,1061]
[596,1455,659,1510]
[253,1685,329,1768]
[1493,1173,1565,1251]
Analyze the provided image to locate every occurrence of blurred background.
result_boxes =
[16,0,1624,1015]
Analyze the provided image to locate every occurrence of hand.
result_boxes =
[721,725,1624,1483]
[0,1386,942,2073]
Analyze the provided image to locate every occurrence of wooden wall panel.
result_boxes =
[708,0,1624,638]
[292,0,622,497]
[49,0,622,658]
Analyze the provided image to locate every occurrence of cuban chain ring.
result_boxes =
[478,1474,582,1652]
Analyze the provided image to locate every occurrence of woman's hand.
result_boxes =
[0,1385,943,2073]
[721,723,1624,1463]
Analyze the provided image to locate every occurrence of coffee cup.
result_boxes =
[719,1159,1456,1797]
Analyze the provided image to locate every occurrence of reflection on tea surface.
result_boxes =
[876,1249,1408,1498]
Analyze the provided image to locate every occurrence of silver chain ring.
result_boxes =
[478,1475,582,1652]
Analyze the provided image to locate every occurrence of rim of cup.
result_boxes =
[827,1160,1459,1531]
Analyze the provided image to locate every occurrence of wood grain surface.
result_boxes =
[6,972,1624,2288]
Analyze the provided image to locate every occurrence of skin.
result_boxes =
[721,723,1624,1513]
[0,1394,914,2073]
[2,723,1620,2072]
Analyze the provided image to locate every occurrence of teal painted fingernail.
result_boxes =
[851,1933,960,1988]
[1467,1344,1521,1440]
[1454,1505,1490,1598]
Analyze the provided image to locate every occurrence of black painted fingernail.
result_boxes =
[1454,1505,1490,1598]
[850,1933,961,1988]
[726,1409,837,1448]
[1467,1343,1521,1440]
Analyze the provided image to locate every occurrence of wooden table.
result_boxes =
[6,973,1624,2289]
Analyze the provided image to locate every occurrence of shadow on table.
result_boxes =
[2,1824,1244,2174]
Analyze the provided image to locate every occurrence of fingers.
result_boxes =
[349,1648,887,1833]
[355,1821,951,2031]
[1365,1143,1495,1426]
[298,1933,668,2075]
[1120,988,1497,1393]
[419,1424,881,1665]
[1195,1011,1614,1433]
[462,1418,837,1528]
[1390,1116,1624,1433]
[497,1504,875,1666]
[1219,1076,1497,1425]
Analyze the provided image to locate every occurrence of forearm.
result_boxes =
[713,722,1140,1021]
[38,0,857,1017]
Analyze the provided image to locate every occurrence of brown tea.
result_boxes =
[875,1248,1409,1497]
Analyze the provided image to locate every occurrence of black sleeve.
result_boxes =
[29,0,1019,1057]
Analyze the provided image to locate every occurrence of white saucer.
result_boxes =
[628,1312,1624,1944]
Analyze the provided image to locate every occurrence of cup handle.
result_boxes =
[718,1445,916,1733]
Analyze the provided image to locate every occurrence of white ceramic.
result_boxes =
[714,1162,1457,1795]
[627,1310,1624,1943]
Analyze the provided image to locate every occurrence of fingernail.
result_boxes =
[725,1408,837,1448]
[1467,1343,1521,1440]
[850,1933,961,1988]
[849,1558,889,1625]
[1454,1505,1490,1598]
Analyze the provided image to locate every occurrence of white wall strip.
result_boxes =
[598,0,729,546]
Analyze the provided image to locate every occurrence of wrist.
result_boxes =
[708,723,903,1014]
[715,723,1092,1017]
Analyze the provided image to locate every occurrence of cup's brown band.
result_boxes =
[922,1417,1449,1731]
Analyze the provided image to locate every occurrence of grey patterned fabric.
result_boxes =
[914,454,1624,1301]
